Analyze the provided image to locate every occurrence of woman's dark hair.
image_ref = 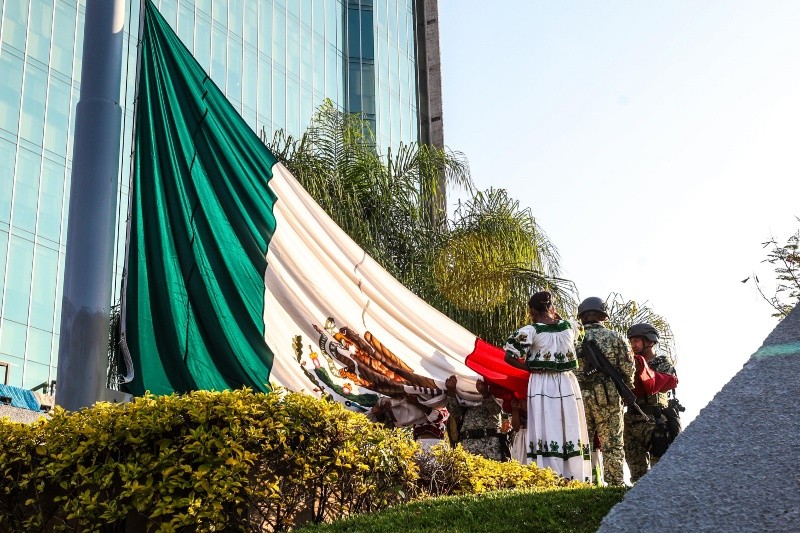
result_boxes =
[528,291,553,313]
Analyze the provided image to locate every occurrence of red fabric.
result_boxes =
[632,354,678,397]
[465,338,529,404]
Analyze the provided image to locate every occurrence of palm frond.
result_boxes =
[604,293,677,362]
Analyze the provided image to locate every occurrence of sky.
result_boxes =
[437,1,800,427]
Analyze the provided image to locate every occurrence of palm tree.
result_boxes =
[428,189,577,344]
[604,293,676,362]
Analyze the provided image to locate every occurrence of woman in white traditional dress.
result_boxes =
[503,291,591,481]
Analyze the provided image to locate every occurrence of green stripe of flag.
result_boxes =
[122,0,278,396]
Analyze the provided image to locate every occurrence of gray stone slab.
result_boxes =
[600,303,800,532]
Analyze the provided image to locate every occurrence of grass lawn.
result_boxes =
[299,486,627,533]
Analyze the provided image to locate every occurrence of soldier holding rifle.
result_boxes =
[576,297,635,486]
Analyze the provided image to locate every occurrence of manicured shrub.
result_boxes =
[0,388,418,532]
[414,443,588,497]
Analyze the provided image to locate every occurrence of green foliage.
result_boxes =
[603,293,677,362]
[415,444,587,497]
[299,486,628,533]
[748,221,800,319]
[0,389,418,532]
[431,190,577,344]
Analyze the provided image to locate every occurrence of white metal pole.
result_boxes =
[56,0,127,411]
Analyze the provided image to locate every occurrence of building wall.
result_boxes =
[360,0,419,149]
[0,0,431,390]
[0,0,83,390]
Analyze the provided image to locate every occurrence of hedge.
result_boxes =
[0,389,589,532]
[0,388,418,532]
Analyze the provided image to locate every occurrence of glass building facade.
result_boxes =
[0,0,434,390]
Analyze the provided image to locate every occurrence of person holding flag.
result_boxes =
[503,291,591,481]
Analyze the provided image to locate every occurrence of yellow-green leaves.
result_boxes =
[0,389,418,531]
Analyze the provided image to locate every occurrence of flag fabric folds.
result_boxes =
[121,0,517,403]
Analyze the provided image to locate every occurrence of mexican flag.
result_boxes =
[120,0,527,403]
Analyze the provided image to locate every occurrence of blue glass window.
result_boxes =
[1,0,30,51]
[177,3,195,50]
[29,246,57,331]
[287,15,300,74]
[73,5,85,85]
[361,63,375,114]
[44,78,71,157]
[195,12,212,71]
[27,1,54,65]
[258,56,271,122]
[325,44,338,100]
[272,69,286,129]
[0,231,8,311]
[325,0,337,42]
[310,0,322,33]
[211,26,227,88]
[23,360,50,389]
[300,87,313,131]
[19,65,48,147]
[387,1,397,44]
[51,2,77,77]
[300,25,312,86]
[348,64,362,113]
[1,320,27,362]
[0,140,17,224]
[273,8,286,67]
[398,6,408,53]
[312,34,324,94]
[26,328,52,367]
[360,10,374,60]
[158,0,177,26]
[37,160,64,243]
[12,149,41,234]
[196,0,211,16]
[287,78,300,136]
[258,0,273,55]
[0,54,24,134]
[211,0,227,27]
[244,1,258,45]
[243,47,258,111]
[228,0,244,38]
[53,254,64,333]
[4,236,33,323]
[228,37,244,107]
[347,8,360,56]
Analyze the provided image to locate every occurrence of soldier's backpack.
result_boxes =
[648,393,685,458]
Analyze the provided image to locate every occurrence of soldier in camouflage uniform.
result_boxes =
[445,375,504,461]
[624,323,678,482]
[576,297,635,486]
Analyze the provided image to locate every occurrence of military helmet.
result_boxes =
[577,296,607,317]
[627,323,660,343]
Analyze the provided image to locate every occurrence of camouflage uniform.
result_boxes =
[624,354,677,482]
[577,323,635,486]
[447,395,504,461]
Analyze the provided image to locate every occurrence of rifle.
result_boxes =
[579,338,650,420]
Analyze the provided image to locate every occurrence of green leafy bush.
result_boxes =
[0,389,418,532]
[415,444,588,497]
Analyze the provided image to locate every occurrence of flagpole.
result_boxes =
[56,0,127,411]
[118,0,147,386]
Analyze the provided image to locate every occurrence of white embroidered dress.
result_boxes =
[504,319,591,481]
